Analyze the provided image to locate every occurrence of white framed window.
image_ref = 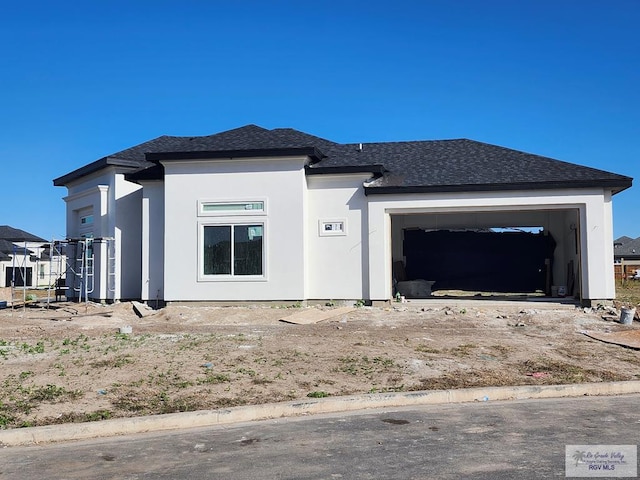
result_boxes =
[319,219,347,237]
[78,208,94,239]
[200,222,265,278]
[198,199,266,217]
[80,214,94,225]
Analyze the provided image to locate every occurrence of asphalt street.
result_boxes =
[1,395,639,479]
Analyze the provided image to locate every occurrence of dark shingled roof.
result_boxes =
[614,237,640,259]
[0,239,34,257]
[0,226,47,243]
[0,238,13,260]
[52,136,175,186]
[54,125,633,195]
[349,139,632,194]
[614,236,634,245]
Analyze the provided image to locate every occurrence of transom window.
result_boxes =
[199,200,266,216]
[203,224,263,276]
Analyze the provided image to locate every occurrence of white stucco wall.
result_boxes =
[306,174,370,300]
[162,157,308,301]
[114,175,142,300]
[367,188,616,303]
[140,181,165,303]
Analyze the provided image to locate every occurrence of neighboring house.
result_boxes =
[614,236,640,280]
[53,125,632,306]
[0,226,60,289]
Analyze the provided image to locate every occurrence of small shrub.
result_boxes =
[86,410,112,422]
[30,384,83,402]
[21,341,45,354]
[415,344,441,354]
[307,391,329,398]
[198,373,231,385]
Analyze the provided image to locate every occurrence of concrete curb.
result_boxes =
[2,381,640,446]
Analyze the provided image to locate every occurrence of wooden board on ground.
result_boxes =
[582,330,640,349]
[280,306,354,325]
[8,300,38,309]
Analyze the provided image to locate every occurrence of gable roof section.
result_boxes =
[126,125,344,181]
[0,226,46,243]
[615,236,634,246]
[0,239,13,257]
[55,125,633,194]
[0,239,34,257]
[614,237,640,258]
[142,125,340,164]
[53,135,181,186]
[349,139,632,194]
[151,124,338,152]
[56,125,339,185]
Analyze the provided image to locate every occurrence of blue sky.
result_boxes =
[1,1,638,240]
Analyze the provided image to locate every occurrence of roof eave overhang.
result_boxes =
[53,157,148,187]
[146,147,326,163]
[364,179,633,196]
[614,254,640,259]
[125,165,164,184]
[305,164,385,176]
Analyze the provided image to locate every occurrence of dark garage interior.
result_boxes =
[402,229,557,294]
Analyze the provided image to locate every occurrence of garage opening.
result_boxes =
[401,229,553,294]
[391,209,580,300]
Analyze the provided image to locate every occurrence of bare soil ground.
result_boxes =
[0,295,639,429]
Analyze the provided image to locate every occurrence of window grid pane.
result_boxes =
[203,226,231,275]
[233,225,263,275]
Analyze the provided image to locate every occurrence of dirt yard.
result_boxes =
[0,297,639,429]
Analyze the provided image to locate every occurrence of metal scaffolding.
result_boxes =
[6,237,115,310]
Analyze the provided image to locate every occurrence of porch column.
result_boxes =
[367,201,392,301]
[580,192,615,303]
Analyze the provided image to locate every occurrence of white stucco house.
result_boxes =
[0,226,61,289]
[53,125,632,306]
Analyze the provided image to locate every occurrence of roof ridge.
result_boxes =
[198,124,269,138]
[356,138,469,146]
[269,127,339,145]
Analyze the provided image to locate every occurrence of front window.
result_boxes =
[203,224,263,276]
